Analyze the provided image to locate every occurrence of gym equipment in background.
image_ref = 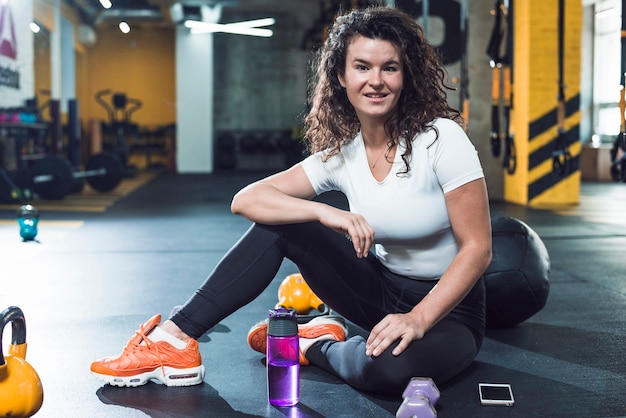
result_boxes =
[396,377,440,418]
[486,0,516,173]
[483,216,550,329]
[0,101,49,203]
[213,129,302,171]
[552,0,572,176]
[94,89,142,177]
[611,85,626,181]
[610,0,626,182]
[276,273,330,324]
[1,152,123,201]
[30,153,123,200]
[0,95,123,201]
[459,0,469,129]
[0,166,27,203]
[16,204,39,242]
[0,306,44,418]
[215,133,237,170]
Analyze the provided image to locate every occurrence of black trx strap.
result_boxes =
[552,0,571,176]
[487,0,504,157]
[610,0,626,182]
[501,0,515,174]
[459,0,469,128]
[486,0,515,173]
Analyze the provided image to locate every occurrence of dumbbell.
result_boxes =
[396,377,440,418]
[30,152,123,200]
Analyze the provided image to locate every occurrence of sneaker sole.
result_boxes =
[92,365,205,387]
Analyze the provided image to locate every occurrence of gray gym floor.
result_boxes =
[1,171,626,417]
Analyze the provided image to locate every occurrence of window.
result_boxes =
[592,0,622,143]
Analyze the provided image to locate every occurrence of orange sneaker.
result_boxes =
[247,315,347,365]
[90,314,205,387]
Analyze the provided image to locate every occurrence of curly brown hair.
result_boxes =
[303,6,462,173]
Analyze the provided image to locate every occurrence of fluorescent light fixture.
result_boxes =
[99,0,112,9]
[227,18,275,28]
[184,18,274,37]
[188,23,273,37]
[119,21,131,34]
[30,21,41,33]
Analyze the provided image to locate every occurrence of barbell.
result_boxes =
[31,152,123,200]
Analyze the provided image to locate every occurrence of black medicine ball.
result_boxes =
[483,216,550,328]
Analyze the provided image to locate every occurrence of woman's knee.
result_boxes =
[358,328,479,396]
[358,341,422,396]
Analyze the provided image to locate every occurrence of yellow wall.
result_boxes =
[83,25,176,128]
[33,0,176,129]
[33,32,51,104]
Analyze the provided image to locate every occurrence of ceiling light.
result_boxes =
[30,22,41,33]
[227,18,275,28]
[99,0,112,9]
[184,18,274,37]
[119,21,131,34]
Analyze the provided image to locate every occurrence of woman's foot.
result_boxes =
[247,315,348,365]
[90,314,205,387]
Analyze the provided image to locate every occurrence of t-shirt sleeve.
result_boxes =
[429,119,485,193]
[300,151,342,195]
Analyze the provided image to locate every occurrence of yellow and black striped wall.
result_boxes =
[506,0,582,206]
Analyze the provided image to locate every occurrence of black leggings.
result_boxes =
[172,222,486,396]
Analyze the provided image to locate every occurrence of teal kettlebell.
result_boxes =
[16,205,39,241]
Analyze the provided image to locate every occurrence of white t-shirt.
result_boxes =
[300,118,484,280]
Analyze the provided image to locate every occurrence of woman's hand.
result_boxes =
[365,311,426,357]
[317,205,375,258]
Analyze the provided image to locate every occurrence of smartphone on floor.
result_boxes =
[479,383,515,406]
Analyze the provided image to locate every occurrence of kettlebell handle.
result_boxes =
[0,306,27,366]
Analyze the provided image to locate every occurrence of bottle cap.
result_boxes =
[268,307,298,337]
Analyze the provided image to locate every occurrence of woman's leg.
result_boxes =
[172,222,390,339]
[172,221,485,396]
[307,317,479,396]
[306,275,486,396]
[91,220,395,388]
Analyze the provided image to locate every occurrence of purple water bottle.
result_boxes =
[267,307,300,406]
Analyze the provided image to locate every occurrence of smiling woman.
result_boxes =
[337,36,404,179]
[338,37,404,129]
[304,6,462,178]
[91,6,492,399]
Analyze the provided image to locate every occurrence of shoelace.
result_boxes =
[124,327,167,377]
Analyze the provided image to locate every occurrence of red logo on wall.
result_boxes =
[0,0,17,60]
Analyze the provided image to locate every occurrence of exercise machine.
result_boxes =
[95,89,142,178]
